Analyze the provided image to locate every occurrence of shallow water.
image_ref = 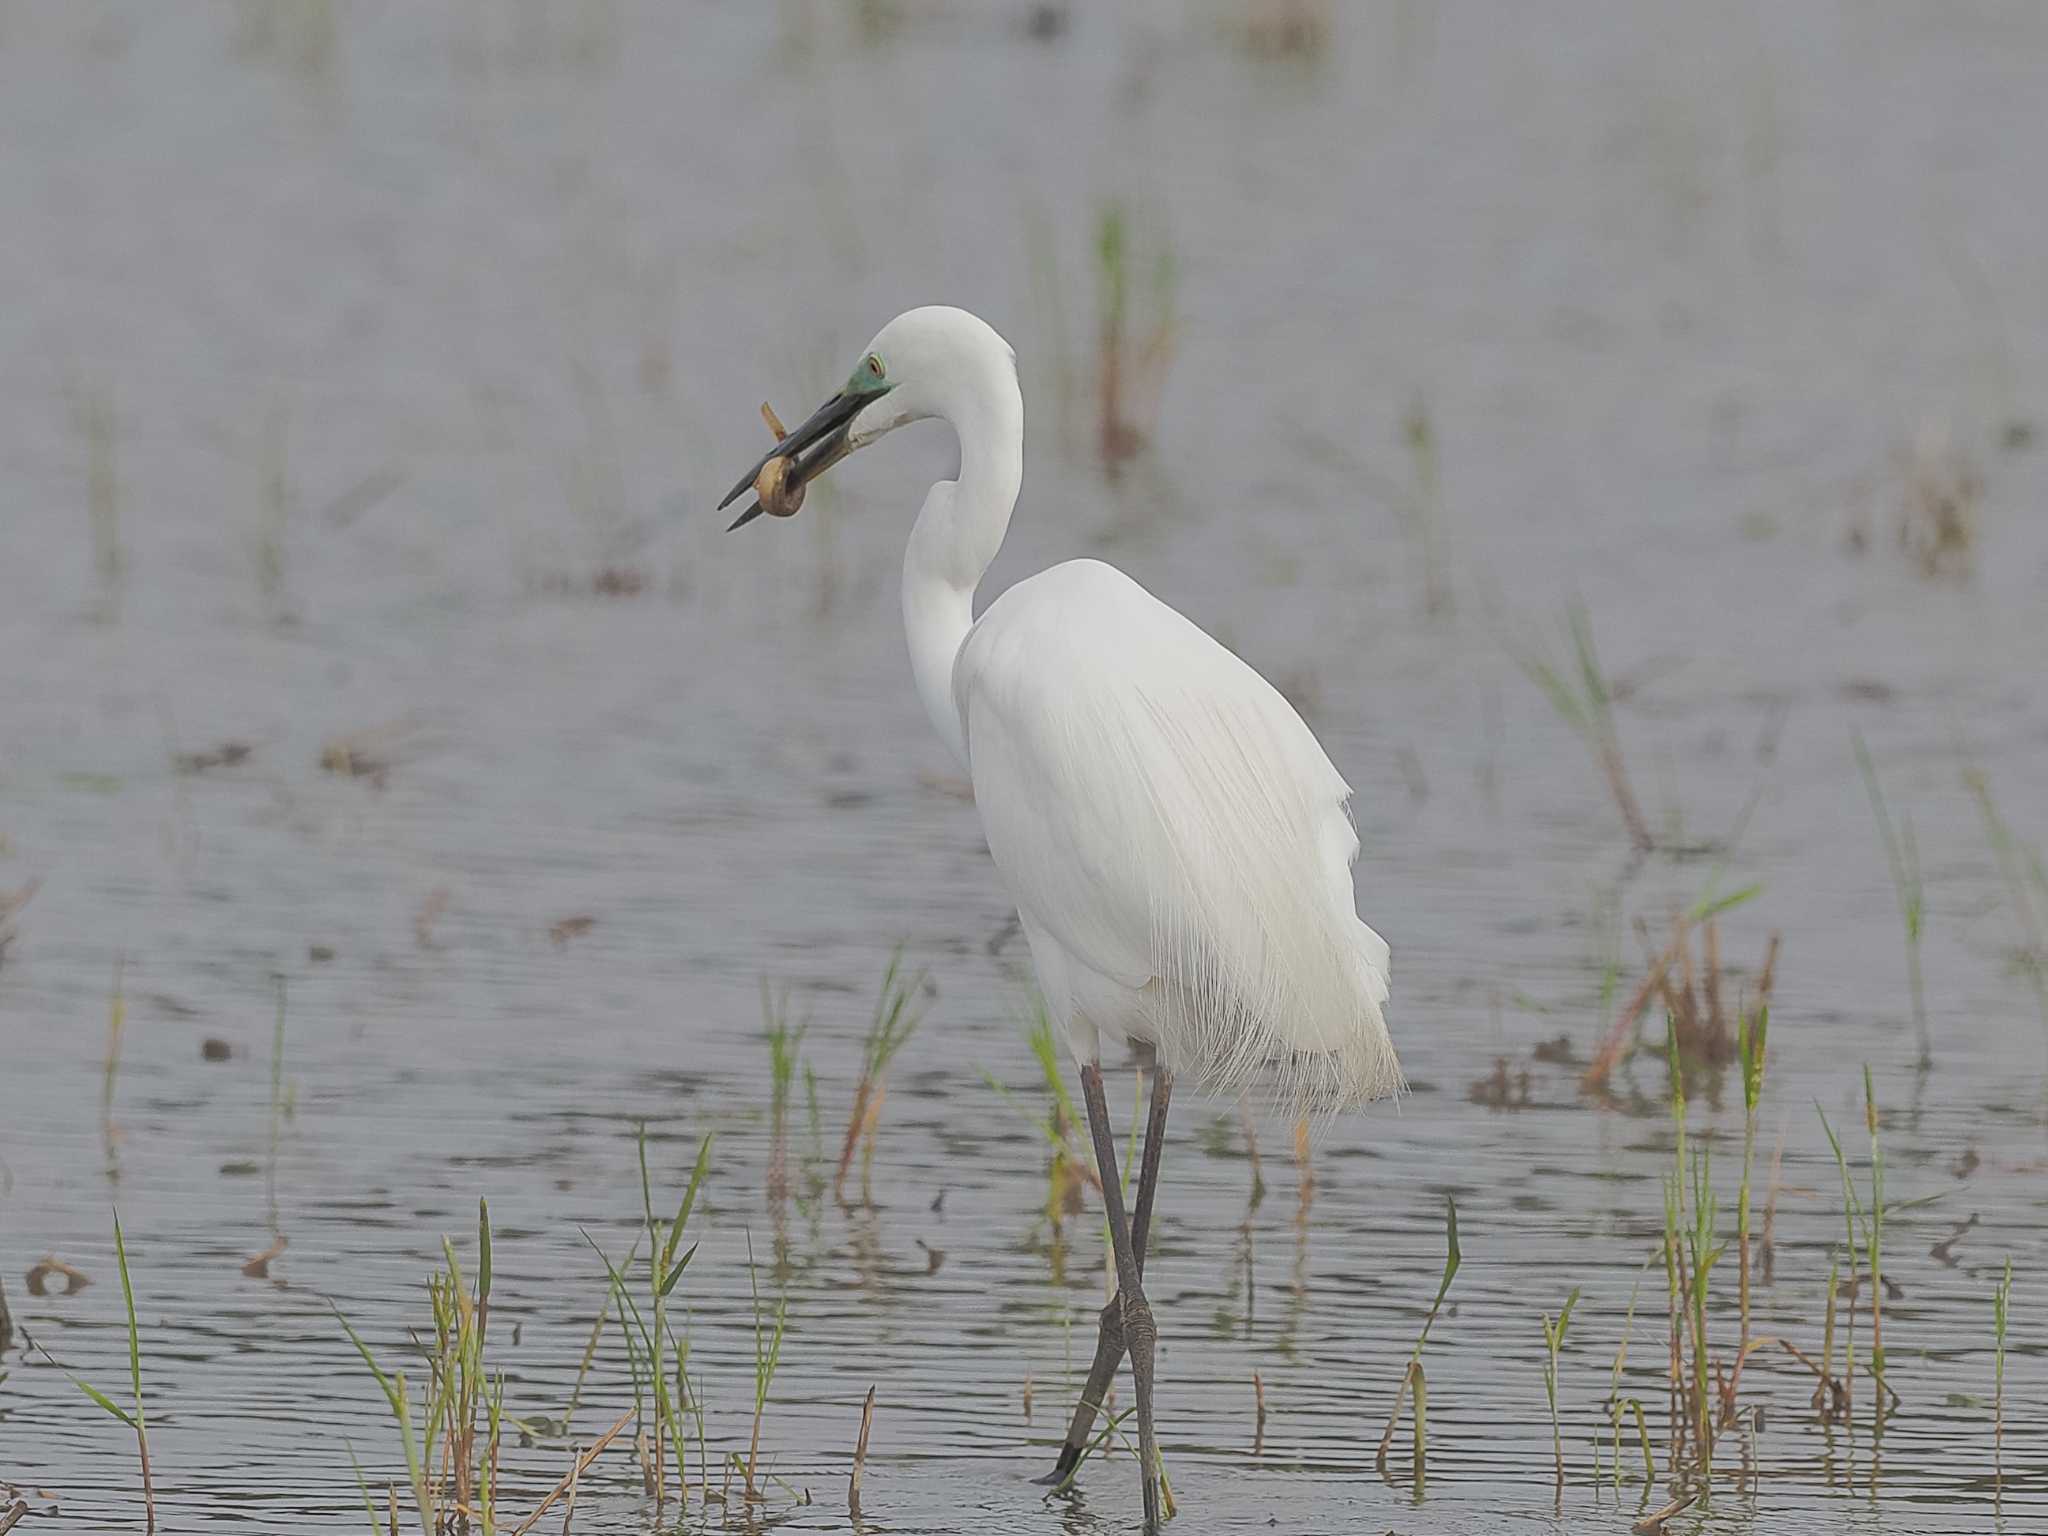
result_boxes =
[3,2,2046,1531]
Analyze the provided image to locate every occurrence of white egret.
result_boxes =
[720,306,1400,1530]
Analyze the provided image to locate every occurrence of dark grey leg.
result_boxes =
[1074,1063,1162,1530]
[1039,1067,1174,1488]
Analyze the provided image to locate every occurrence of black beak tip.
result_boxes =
[726,501,767,532]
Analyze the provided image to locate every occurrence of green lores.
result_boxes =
[846,352,895,397]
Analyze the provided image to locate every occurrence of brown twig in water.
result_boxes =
[1746,1335,1848,1421]
[849,1385,876,1516]
[1583,921,1688,1090]
[835,954,926,1203]
[0,1500,28,1535]
[507,1409,632,1536]
[1632,1492,1697,1534]
[561,1435,582,1536]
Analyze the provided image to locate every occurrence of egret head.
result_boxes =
[718,307,1016,530]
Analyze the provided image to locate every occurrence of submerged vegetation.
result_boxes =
[1510,602,1654,855]
[1852,733,1930,1067]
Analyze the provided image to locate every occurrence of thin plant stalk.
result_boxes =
[1820,1258,1839,1423]
[1852,733,1929,1067]
[1727,1007,1769,1406]
[102,955,127,1174]
[1376,1195,1460,1474]
[1606,1262,1646,1490]
[1541,1288,1581,1491]
[1962,765,2048,1060]
[38,1215,156,1533]
[1993,1257,2012,1483]
[114,1214,155,1534]
[1512,602,1653,853]
[1863,1068,1889,1423]
[1818,1103,1864,1425]
[743,1231,788,1501]
[849,1385,876,1516]
[267,975,288,1231]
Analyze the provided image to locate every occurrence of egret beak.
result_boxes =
[717,380,891,531]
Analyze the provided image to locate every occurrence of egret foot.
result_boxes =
[1123,1288,1162,1531]
[1035,1296,1124,1486]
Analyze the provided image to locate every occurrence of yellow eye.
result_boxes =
[866,354,885,379]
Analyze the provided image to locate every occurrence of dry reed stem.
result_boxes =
[137,1418,157,1535]
[834,1081,871,1195]
[1747,1336,1847,1420]
[1704,921,1723,1035]
[1632,1492,1696,1534]
[508,1409,632,1536]
[849,1385,876,1515]
[561,1438,581,1536]
[1374,1364,1411,1472]
[0,1501,27,1536]
[1252,1372,1266,1455]
[1602,740,1655,855]
[1583,923,1688,1089]
[1761,1120,1785,1284]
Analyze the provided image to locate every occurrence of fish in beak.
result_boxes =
[718,360,895,531]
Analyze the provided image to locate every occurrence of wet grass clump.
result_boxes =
[836,951,928,1205]
[335,1201,499,1534]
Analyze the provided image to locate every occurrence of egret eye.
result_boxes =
[866,354,885,380]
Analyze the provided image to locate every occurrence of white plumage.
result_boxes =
[826,305,1399,1116]
[959,558,1398,1112]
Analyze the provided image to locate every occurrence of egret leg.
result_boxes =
[1076,1062,1163,1531]
[1037,1066,1173,1488]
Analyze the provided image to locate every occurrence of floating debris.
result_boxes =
[319,718,423,784]
[241,1235,288,1279]
[171,741,252,774]
[414,887,452,949]
[25,1257,90,1296]
[549,915,596,947]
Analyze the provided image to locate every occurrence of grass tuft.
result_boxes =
[1541,1286,1581,1492]
[1510,602,1652,854]
[1376,1194,1460,1481]
[836,950,928,1204]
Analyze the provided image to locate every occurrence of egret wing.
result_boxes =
[956,560,1398,1110]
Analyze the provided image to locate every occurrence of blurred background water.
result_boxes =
[2,3,2045,1532]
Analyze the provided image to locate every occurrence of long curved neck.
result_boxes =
[902,385,1022,768]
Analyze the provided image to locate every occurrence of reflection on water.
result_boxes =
[3,2,2047,1532]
